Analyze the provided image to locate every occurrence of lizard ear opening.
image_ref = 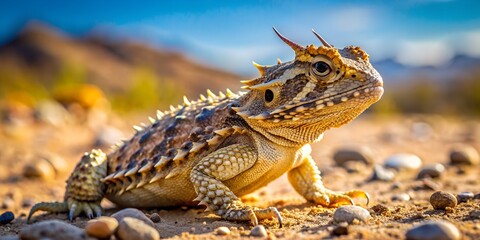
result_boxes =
[272,27,305,54]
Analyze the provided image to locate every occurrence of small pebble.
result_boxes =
[0,211,15,225]
[116,217,160,240]
[422,178,441,191]
[111,208,155,227]
[384,154,422,170]
[149,212,161,223]
[22,159,56,180]
[392,193,411,202]
[1,198,15,209]
[85,216,119,239]
[19,220,87,240]
[333,205,371,224]
[332,222,349,236]
[333,146,374,166]
[22,198,35,208]
[430,191,457,210]
[405,220,460,240]
[449,144,479,165]
[474,193,480,199]
[370,164,396,181]
[417,163,445,179]
[457,192,474,203]
[371,204,390,215]
[410,121,434,141]
[250,225,268,237]
[215,226,231,235]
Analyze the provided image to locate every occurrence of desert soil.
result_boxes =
[0,113,479,239]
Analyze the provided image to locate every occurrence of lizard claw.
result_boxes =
[222,206,283,228]
[28,198,103,222]
[313,189,370,207]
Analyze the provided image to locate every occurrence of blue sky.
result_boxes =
[1,0,479,75]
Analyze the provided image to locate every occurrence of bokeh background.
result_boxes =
[1,0,480,118]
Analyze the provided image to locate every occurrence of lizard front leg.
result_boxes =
[288,155,369,207]
[28,149,107,222]
[190,143,282,226]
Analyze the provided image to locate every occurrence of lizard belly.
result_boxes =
[105,171,197,208]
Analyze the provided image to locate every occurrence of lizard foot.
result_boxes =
[220,206,283,227]
[28,198,102,222]
[312,189,370,207]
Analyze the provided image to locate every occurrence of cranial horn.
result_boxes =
[312,29,332,48]
[272,27,305,53]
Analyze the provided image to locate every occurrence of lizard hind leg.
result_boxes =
[28,149,108,222]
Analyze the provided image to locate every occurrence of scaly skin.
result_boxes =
[29,28,383,227]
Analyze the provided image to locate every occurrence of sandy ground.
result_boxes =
[0,113,479,239]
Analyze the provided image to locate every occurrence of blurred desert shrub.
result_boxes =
[371,70,480,116]
[110,66,181,112]
[0,62,182,115]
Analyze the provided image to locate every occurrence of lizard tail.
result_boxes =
[27,201,68,223]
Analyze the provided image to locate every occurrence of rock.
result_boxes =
[392,193,411,202]
[111,208,154,227]
[370,164,396,181]
[430,191,457,210]
[19,220,88,240]
[22,159,56,180]
[332,222,349,236]
[457,192,474,203]
[250,225,268,237]
[116,217,160,240]
[333,146,374,167]
[384,154,422,170]
[449,144,479,165]
[93,126,124,148]
[85,216,119,239]
[0,235,19,240]
[33,100,71,126]
[421,178,441,191]
[417,164,445,179]
[0,211,14,225]
[149,212,161,223]
[343,161,366,173]
[405,220,461,240]
[215,226,231,235]
[333,205,371,224]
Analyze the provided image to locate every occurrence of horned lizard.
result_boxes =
[29,28,383,227]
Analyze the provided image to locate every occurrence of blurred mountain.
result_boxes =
[0,22,242,99]
[373,54,480,84]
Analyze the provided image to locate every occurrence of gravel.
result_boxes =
[250,225,268,237]
[449,144,479,165]
[85,216,119,239]
[416,163,445,179]
[19,220,88,240]
[0,211,14,225]
[116,217,160,240]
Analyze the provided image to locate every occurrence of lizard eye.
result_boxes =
[264,89,274,102]
[312,61,332,77]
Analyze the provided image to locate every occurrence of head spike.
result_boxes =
[169,105,176,112]
[199,94,207,101]
[312,29,332,48]
[277,58,282,65]
[252,61,268,76]
[272,27,305,53]
[148,116,156,124]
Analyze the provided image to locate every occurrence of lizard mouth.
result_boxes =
[248,82,383,122]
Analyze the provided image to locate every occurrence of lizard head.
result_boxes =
[235,28,384,144]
